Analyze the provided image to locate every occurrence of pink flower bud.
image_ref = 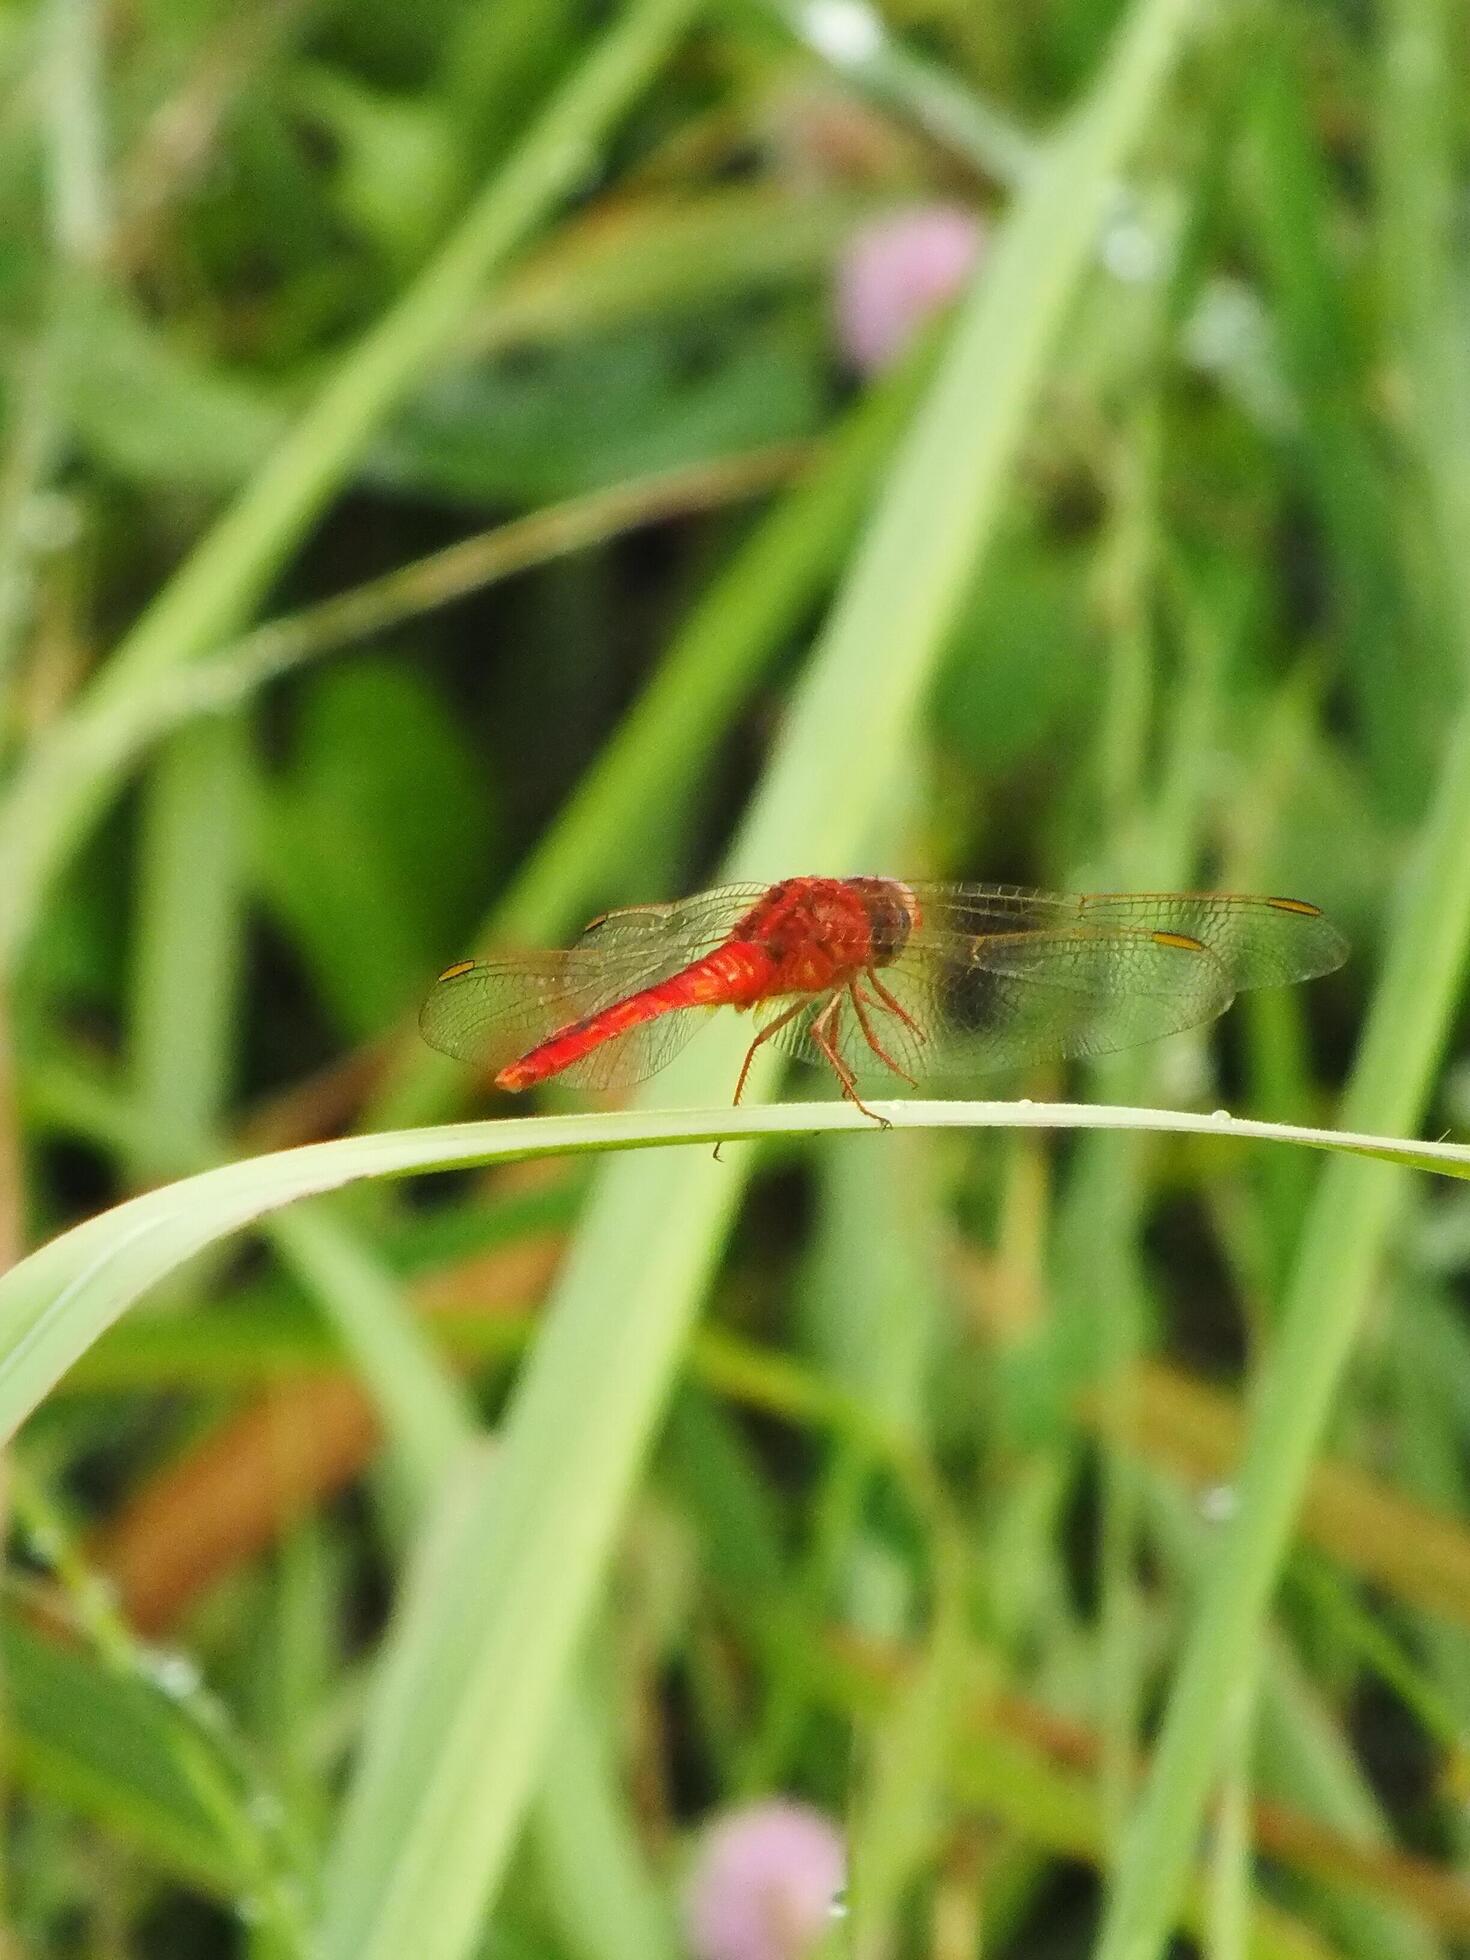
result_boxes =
[835,203,985,374]
[684,1799,846,1960]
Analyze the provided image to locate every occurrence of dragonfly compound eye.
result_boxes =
[849,877,917,965]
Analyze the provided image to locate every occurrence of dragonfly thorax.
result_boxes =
[734,877,879,986]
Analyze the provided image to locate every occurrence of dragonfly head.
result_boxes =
[849,877,921,967]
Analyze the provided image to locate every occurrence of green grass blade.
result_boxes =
[1244,35,1423,813]
[531,1681,679,1960]
[1094,610,1470,1959]
[726,0,1196,877]
[3,1617,249,1895]
[268,1204,475,1499]
[128,717,249,1171]
[6,1099,1470,1449]
[755,0,1038,185]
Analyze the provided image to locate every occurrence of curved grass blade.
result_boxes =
[6,1097,1468,1450]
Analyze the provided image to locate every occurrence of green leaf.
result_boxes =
[255,659,497,1037]
[5,1616,251,1897]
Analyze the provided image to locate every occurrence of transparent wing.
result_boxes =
[905,886,1347,989]
[764,925,1235,1084]
[419,954,581,1074]
[569,884,769,960]
[418,883,767,1089]
[420,880,1344,1094]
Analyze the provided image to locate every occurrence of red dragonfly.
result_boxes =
[419,878,1346,1118]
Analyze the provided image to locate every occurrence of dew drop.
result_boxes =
[802,0,884,64]
[1100,212,1161,285]
[143,1649,203,1700]
[1199,1483,1237,1523]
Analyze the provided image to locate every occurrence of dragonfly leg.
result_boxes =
[810,995,888,1125]
[865,967,926,1042]
[713,995,814,1163]
[731,995,811,1106]
[848,979,918,1088]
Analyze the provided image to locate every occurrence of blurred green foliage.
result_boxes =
[3,0,1470,1955]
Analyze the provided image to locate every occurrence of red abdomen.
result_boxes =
[495,940,775,1092]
